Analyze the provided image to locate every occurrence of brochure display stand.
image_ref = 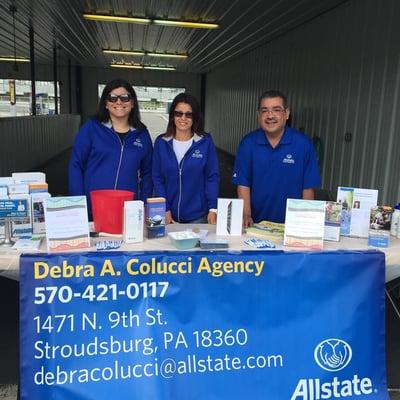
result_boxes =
[1,218,14,246]
[0,198,29,247]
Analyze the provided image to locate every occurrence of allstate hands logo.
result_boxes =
[314,339,352,372]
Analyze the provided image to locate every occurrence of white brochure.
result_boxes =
[31,192,51,235]
[284,199,326,250]
[337,187,378,238]
[216,198,243,236]
[44,196,90,252]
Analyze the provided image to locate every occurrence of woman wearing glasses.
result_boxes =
[152,93,219,224]
[69,79,153,216]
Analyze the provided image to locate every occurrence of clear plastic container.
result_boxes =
[168,231,200,249]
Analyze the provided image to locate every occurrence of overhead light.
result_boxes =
[103,50,145,56]
[110,63,143,69]
[143,66,176,71]
[0,56,30,62]
[103,49,187,59]
[110,62,176,71]
[147,52,187,59]
[83,13,218,29]
[153,19,218,29]
[83,13,151,24]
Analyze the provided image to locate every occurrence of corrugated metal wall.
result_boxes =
[205,0,400,205]
[0,114,80,175]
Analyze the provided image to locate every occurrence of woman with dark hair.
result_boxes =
[69,79,153,216]
[152,93,219,224]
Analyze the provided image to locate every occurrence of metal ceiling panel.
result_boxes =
[0,0,346,72]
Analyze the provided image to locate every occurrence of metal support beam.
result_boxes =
[53,40,58,114]
[75,65,82,115]
[67,59,72,113]
[29,25,36,116]
[200,73,206,117]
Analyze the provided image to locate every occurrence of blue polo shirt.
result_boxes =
[232,127,321,223]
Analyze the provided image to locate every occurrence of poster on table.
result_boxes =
[337,187,378,237]
[20,250,389,400]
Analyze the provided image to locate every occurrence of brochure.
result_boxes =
[12,172,46,184]
[12,237,42,251]
[284,199,326,250]
[44,196,90,252]
[324,202,342,242]
[0,198,29,219]
[31,192,51,235]
[246,220,284,240]
[146,197,166,239]
[368,206,393,248]
[7,195,32,237]
[337,187,378,237]
[216,198,243,236]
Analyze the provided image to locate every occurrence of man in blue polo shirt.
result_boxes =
[232,90,321,226]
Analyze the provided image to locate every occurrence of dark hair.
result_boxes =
[95,79,146,130]
[165,93,206,137]
[258,90,288,110]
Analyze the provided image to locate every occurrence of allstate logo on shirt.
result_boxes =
[314,338,352,372]
[192,149,203,158]
[283,154,295,164]
[133,138,143,148]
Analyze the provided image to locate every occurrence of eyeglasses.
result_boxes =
[174,110,193,119]
[107,93,132,103]
[259,107,286,116]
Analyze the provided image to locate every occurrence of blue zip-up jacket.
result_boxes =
[152,133,220,223]
[69,119,153,214]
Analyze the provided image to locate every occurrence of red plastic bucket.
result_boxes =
[90,189,134,234]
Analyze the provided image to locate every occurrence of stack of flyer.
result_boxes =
[0,172,50,238]
[246,220,285,241]
[12,237,42,251]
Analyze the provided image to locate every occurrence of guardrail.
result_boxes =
[0,114,80,176]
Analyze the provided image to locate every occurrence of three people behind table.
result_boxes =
[69,82,320,228]
[68,79,153,216]
[152,93,220,224]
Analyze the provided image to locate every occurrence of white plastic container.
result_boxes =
[123,200,144,243]
[397,215,400,239]
[391,204,400,236]
[168,231,200,249]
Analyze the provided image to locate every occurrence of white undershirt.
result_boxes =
[173,138,193,164]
